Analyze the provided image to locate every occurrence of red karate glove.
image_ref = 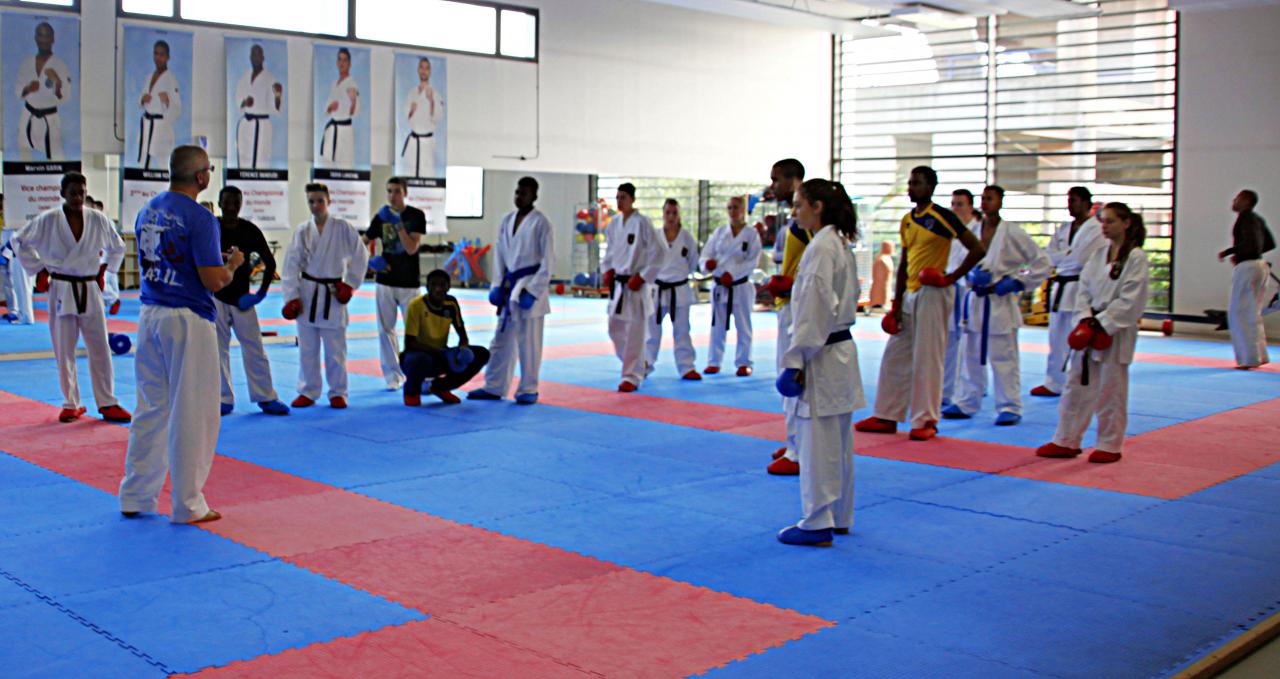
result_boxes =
[1067,318,1098,351]
[704,258,718,272]
[718,272,734,286]
[1090,326,1113,351]
[918,267,950,288]
[626,274,645,292]
[334,281,354,304]
[881,305,902,335]
[35,270,50,293]
[603,269,615,289]
[97,263,108,291]
[282,299,303,320]
[766,275,793,297]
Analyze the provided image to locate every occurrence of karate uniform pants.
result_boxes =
[215,299,278,407]
[3,251,34,323]
[1053,352,1129,453]
[297,323,349,400]
[707,284,753,369]
[796,411,855,531]
[952,330,1022,416]
[483,313,545,397]
[608,292,648,386]
[1044,309,1075,394]
[377,284,420,388]
[102,271,121,311]
[872,285,953,429]
[119,306,219,523]
[17,109,63,160]
[403,135,437,178]
[402,347,491,396]
[645,302,696,376]
[1229,260,1270,368]
[941,284,964,405]
[49,296,119,411]
[777,304,799,462]
[321,124,354,168]
[236,118,272,169]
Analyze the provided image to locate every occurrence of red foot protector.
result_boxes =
[288,522,623,615]
[450,569,832,678]
[176,619,597,678]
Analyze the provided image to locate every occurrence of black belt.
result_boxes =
[825,328,852,345]
[712,275,750,331]
[609,272,633,315]
[401,131,435,176]
[1047,274,1080,313]
[244,113,270,168]
[302,272,341,323]
[25,102,57,159]
[320,118,352,159]
[139,112,164,168]
[50,272,96,315]
[654,279,685,324]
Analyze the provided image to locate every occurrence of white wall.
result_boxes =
[51,0,831,234]
[1174,2,1280,334]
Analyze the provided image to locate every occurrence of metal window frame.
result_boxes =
[0,0,80,12]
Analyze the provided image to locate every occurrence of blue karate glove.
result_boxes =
[518,290,536,310]
[775,368,804,397]
[488,285,507,307]
[447,346,475,373]
[377,205,401,225]
[992,276,1025,296]
[966,267,993,290]
[368,255,388,273]
[237,292,264,311]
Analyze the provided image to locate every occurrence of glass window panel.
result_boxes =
[357,0,497,55]
[122,0,172,16]
[500,9,536,59]
[19,0,74,6]
[183,0,347,35]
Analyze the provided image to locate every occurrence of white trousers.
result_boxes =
[942,324,961,405]
[236,117,273,169]
[49,286,118,411]
[483,313,545,397]
[609,298,648,386]
[119,306,219,523]
[3,249,34,323]
[872,285,953,429]
[139,118,175,170]
[102,271,121,311]
[17,109,64,160]
[1053,353,1130,452]
[953,330,1022,416]
[777,304,799,462]
[1044,309,1075,393]
[796,411,854,531]
[401,134,437,178]
[0,260,13,314]
[1229,260,1270,368]
[707,283,753,369]
[215,299,278,406]
[645,302,696,376]
[297,323,348,399]
[377,284,420,388]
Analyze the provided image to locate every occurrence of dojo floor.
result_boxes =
[2,288,1278,678]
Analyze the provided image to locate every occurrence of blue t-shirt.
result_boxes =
[136,192,224,322]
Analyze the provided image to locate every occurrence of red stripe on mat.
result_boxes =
[0,392,831,677]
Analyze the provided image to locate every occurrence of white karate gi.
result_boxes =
[1229,259,1271,368]
[233,67,282,169]
[601,211,661,386]
[17,207,125,410]
[216,299,278,407]
[282,215,368,400]
[953,221,1052,417]
[399,82,443,178]
[2,232,35,323]
[137,68,182,170]
[318,76,359,169]
[703,223,762,370]
[873,282,954,429]
[942,217,980,405]
[783,225,864,531]
[1043,216,1104,392]
[482,208,555,397]
[645,228,699,376]
[1053,248,1149,452]
[15,53,71,161]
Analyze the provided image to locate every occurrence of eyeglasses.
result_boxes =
[201,164,216,175]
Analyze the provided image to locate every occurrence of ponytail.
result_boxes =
[799,178,859,241]
[1103,201,1146,280]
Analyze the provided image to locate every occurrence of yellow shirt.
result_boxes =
[404,294,465,351]
[901,203,964,292]
[775,220,810,308]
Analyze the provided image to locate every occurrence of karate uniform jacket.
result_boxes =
[281,215,368,329]
[17,207,124,317]
[1071,247,1150,365]
[325,76,359,121]
[601,211,661,281]
[493,208,555,319]
[17,54,72,110]
[1046,216,1105,313]
[702,223,762,282]
[961,221,1052,333]
[652,228,699,309]
[235,68,282,119]
[406,83,443,135]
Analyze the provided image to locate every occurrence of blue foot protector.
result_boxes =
[942,404,971,420]
[515,392,538,405]
[777,525,833,547]
[467,388,502,401]
[257,399,290,416]
[220,403,233,417]
[995,411,1022,426]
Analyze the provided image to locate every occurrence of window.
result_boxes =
[500,9,537,59]
[357,0,496,55]
[445,166,484,218]
[835,0,1177,310]
[182,0,348,37]
[121,0,171,16]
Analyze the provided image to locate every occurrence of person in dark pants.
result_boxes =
[401,269,489,406]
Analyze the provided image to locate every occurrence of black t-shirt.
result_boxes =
[214,218,276,306]
[366,205,427,288]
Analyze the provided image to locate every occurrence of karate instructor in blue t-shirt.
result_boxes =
[119,145,244,524]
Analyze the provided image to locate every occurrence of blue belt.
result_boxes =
[493,263,540,330]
